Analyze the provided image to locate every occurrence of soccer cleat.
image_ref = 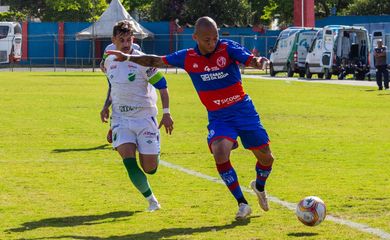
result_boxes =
[147,200,161,212]
[235,203,252,220]
[106,129,113,143]
[250,180,269,211]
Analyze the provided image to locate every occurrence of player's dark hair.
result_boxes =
[113,20,133,37]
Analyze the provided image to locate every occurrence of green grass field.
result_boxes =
[0,72,389,240]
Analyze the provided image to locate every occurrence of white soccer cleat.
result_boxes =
[250,180,269,211]
[235,203,252,220]
[147,200,161,212]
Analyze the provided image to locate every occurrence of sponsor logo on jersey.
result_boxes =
[216,56,227,67]
[200,72,229,81]
[146,140,153,144]
[213,94,242,106]
[204,66,220,72]
[143,131,157,136]
[110,65,117,70]
[146,67,157,77]
[119,105,141,112]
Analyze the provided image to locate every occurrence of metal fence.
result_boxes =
[0,33,278,72]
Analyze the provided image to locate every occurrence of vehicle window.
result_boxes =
[0,26,10,39]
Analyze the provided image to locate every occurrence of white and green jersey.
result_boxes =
[104,49,166,118]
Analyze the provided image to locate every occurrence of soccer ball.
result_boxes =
[296,196,326,226]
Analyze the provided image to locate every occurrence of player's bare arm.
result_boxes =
[106,50,167,68]
[158,88,174,134]
[100,87,111,123]
[249,56,270,70]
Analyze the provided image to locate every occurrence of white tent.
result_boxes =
[76,0,154,40]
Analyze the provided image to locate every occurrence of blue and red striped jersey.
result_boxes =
[162,39,254,113]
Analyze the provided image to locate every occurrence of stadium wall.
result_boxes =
[18,21,279,66]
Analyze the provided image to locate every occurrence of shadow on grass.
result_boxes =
[6,211,138,233]
[20,219,250,240]
[287,232,319,237]
[52,144,111,153]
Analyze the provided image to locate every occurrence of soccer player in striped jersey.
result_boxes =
[101,20,174,212]
[107,16,274,220]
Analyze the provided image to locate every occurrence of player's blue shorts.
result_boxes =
[207,97,270,152]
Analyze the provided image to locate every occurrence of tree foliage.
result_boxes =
[2,0,390,25]
[342,0,390,15]
[43,0,108,22]
[149,0,252,25]
[0,11,27,22]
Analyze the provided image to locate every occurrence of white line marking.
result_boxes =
[160,160,390,239]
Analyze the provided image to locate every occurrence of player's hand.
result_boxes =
[256,57,270,70]
[159,113,174,134]
[100,107,110,123]
[106,50,128,62]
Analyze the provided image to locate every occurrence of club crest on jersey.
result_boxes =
[128,73,136,82]
[216,56,226,67]
[193,63,198,68]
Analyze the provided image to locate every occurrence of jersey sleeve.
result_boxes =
[140,66,167,89]
[162,49,187,69]
[225,40,254,66]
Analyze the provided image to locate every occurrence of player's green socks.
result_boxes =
[123,158,152,198]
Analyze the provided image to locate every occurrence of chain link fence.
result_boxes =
[0,33,277,72]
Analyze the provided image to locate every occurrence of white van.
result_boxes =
[305,25,370,80]
[269,27,320,77]
[0,22,22,64]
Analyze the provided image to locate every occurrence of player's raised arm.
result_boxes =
[106,50,167,68]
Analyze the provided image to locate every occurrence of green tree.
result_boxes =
[0,11,27,21]
[2,0,107,22]
[122,0,153,20]
[342,0,390,15]
[149,0,185,21]
[184,0,251,25]
[43,0,107,22]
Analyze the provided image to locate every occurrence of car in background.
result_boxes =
[305,25,370,80]
[269,27,320,77]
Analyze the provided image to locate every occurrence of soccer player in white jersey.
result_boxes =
[100,20,174,211]
[100,42,142,143]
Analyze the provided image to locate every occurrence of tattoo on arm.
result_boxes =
[130,55,167,68]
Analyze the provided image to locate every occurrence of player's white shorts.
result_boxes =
[111,116,160,155]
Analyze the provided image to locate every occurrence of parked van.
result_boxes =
[0,22,22,64]
[269,27,320,77]
[354,22,390,73]
[305,25,370,80]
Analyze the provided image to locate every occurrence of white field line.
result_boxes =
[160,160,390,240]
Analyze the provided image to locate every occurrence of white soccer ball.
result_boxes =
[296,196,326,226]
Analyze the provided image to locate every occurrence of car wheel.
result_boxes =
[287,63,294,77]
[270,63,276,77]
[305,65,312,79]
[324,68,332,79]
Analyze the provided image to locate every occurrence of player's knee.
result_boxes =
[145,167,157,175]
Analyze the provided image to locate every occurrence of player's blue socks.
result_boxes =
[216,160,247,205]
[123,158,152,198]
[255,161,272,192]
